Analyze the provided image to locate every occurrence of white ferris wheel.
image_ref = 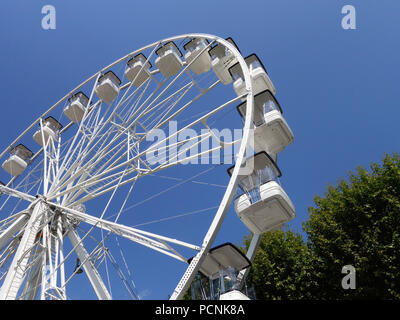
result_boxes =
[0,34,295,300]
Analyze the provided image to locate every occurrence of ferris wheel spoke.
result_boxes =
[0,201,45,300]
[64,131,211,202]
[56,79,192,191]
[50,92,245,202]
[55,74,103,182]
[0,209,29,231]
[49,78,230,202]
[57,45,161,174]
[49,117,133,196]
[118,78,155,120]
[136,81,193,127]
[69,144,226,206]
[105,249,138,300]
[35,213,67,300]
[60,145,220,205]
[0,232,22,271]
[0,34,259,300]
[128,42,214,126]
[50,126,122,196]
[0,185,37,203]
[19,246,45,300]
[54,202,200,253]
[137,91,245,167]
[59,128,133,193]
[0,214,28,250]
[139,84,194,133]
[66,227,111,300]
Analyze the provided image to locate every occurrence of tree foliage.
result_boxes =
[243,229,316,300]
[246,153,400,299]
[304,153,400,299]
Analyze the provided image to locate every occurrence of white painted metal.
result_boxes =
[212,55,237,85]
[219,290,250,300]
[237,90,294,155]
[95,71,121,103]
[21,248,44,300]
[155,42,183,78]
[67,228,111,300]
[253,110,293,155]
[193,243,250,279]
[0,215,28,249]
[56,203,198,262]
[169,35,254,300]
[235,181,295,234]
[33,126,57,147]
[125,54,151,86]
[237,233,261,286]
[210,38,239,85]
[33,117,62,148]
[2,155,28,177]
[64,92,90,123]
[0,34,256,300]
[184,38,212,75]
[0,201,44,300]
[0,185,36,202]
[231,54,276,99]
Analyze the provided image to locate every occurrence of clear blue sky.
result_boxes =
[0,0,399,299]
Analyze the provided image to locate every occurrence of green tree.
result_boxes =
[243,229,316,300]
[304,153,400,299]
[244,153,400,299]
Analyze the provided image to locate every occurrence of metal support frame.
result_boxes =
[67,228,111,300]
[0,201,45,300]
[0,34,256,300]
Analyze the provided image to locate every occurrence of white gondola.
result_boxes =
[155,41,183,78]
[2,144,33,177]
[219,290,250,300]
[94,71,121,103]
[237,90,294,156]
[64,92,89,123]
[228,152,295,235]
[209,37,240,85]
[183,38,212,75]
[229,54,276,99]
[189,243,252,300]
[124,53,151,87]
[33,116,63,147]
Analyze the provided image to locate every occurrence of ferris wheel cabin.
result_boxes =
[125,53,152,87]
[2,144,33,177]
[237,90,294,156]
[95,71,121,103]
[64,92,90,123]
[228,152,295,235]
[183,38,212,75]
[155,41,183,78]
[32,116,63,147]
[209,37,240,85]
[229,54,276,99]
[190,243,252,300]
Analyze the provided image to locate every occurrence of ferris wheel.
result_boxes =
[0,33,295,300]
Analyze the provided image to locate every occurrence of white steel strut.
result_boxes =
[0,201,45,300]
[0,34,255,300]
[67,227,111,300]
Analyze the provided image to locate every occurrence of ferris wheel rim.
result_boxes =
[0,33,255,300]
